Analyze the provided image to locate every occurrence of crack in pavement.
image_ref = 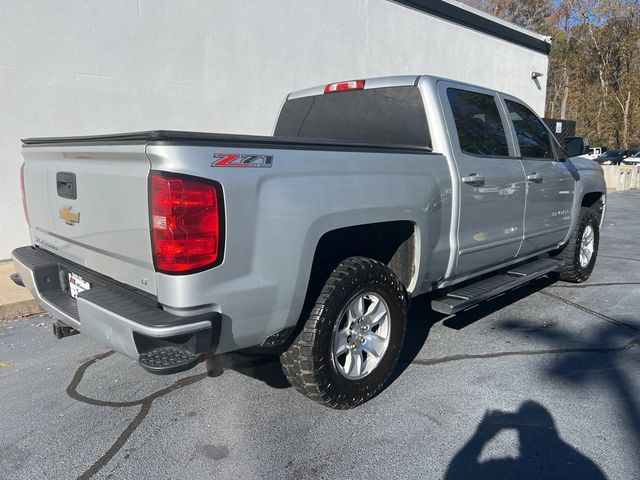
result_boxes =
[403,340,639,367]
[66,351,207,479]
[540,291,639,332]
[402,284,640,367]
[600,254,640,263]
[550,282,640,289]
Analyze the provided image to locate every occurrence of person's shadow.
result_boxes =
[445,401,606,480]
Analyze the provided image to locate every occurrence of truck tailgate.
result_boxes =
[21,144,156,295]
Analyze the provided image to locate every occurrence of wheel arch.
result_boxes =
[581,191,606,225]
[561,163,607,246]
[309,220,419,292]
[285,220,418,343]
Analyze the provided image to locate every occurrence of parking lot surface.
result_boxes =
[2,191,640,480]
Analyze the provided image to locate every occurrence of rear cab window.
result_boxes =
[274,86,431,148]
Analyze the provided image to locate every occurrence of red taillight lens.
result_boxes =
[324,79,365,94]
[20,164,30,225]
[150,172,223,274]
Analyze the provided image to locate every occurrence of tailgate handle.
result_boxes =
[57,172,77,199]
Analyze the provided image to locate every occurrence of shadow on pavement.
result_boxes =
[445,401,606,480]
[212,277,557,390]
[393,274,640,477]
[391,276,555,382]
[211,351,290,389]
[500,319,640,475]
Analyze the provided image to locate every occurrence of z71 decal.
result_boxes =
[212,153,273,168]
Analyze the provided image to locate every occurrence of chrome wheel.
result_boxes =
[580,225,595,268]
[332,292,391,380]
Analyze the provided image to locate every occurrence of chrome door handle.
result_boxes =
[462,174,485,186]
[527,172,543,183]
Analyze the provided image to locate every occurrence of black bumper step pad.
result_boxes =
[138,347,204,375]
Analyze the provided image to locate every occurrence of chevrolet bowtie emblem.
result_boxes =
[59,206,80,226]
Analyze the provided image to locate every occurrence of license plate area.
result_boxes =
[68,272,91,299]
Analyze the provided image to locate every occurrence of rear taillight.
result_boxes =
[150,172,224,274]
[324,79,365,94]
[20,164,30,225]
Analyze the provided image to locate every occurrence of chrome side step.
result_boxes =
[431,258,561,315]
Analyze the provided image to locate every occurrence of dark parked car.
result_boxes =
[597,150,638,165]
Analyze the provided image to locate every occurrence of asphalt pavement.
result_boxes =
[1,191,640,480]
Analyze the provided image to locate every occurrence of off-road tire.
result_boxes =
[554,207,600,283]
[281,257,409,409]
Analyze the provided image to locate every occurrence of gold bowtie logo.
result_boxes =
[59,206,80,225]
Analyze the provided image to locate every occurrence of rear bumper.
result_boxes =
[12,246,218,360]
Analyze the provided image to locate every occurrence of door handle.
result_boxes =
[462,174,485,186]
[527,172,543,183]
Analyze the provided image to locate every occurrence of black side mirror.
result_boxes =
[563,137,589,157]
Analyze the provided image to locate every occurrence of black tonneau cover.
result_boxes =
[22,130,432,154]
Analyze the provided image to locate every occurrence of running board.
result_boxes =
[431,258,562,315]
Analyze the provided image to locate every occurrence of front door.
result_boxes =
[440,84,526,277]
[502,98,575,256]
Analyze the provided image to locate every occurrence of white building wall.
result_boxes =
[0,0,548,259]
[366,0,549,111]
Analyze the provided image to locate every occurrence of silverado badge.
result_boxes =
[59,206,80,226]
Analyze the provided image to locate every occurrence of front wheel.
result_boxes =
[281,257,408,409]
[554,207,600,283]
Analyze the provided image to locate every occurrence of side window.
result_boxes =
[505,100,554,160]
[446,88,509,157]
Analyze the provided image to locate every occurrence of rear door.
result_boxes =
[501,97,575,256]
[439,82,526,277]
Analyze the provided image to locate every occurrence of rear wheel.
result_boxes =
[554,207,600,283]
[281,257,408,409]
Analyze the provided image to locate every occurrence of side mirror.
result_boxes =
[563,137,589,157]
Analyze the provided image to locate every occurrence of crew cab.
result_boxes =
[12,75,606,409]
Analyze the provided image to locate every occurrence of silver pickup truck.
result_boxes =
[13,75,605,409]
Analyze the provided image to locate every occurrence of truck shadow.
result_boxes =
[222,275,559,390]
[209,350,290,389]
[444,401,606,480]
[391,276,556,383]
[216,278,553,391]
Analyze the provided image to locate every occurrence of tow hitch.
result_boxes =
[10,272,24,287]
[53,321,78,339]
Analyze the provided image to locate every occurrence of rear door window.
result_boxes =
[505,100,555,160]
[446,88,509,157]
[274,86,431,148]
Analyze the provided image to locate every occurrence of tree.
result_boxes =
[460,0,640,149]
[464,0,557,30]
[564,0,640,148]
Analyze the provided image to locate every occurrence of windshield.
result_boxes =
[600,151,620,157]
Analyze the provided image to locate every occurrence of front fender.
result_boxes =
[562,158,607,245]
